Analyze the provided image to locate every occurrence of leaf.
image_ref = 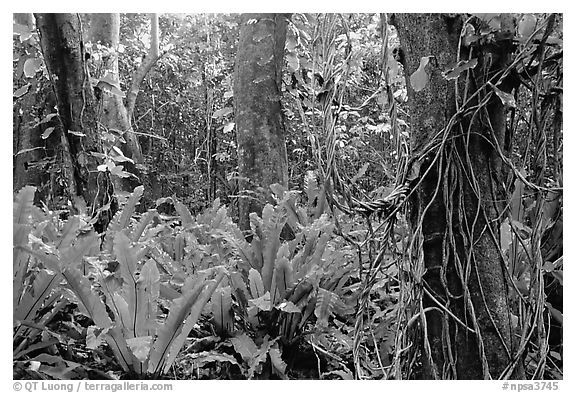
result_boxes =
[24,58,43,78]
[260,204,285,291]
[249,292,272,312]
[86,326,108,350]
[545,302,563,325]
[500,220,512,251]
[14,186,36,225]
[247,336,276,379]
[135,259,160,337]
[518,14,537,40]
[105,326,136,372]
[474,13,501,30]
[13,84,31,98]
[442,58,478,80]
[56,216,80,250]
[40,127,56,140]
[269,344,287,378]
[272,245,293,302]
[351,163,369,184]
[410,56,431,92]
[223,122,235,133]
[314,288,338,327]
[275,301,301,313]
[110,165,131,178]
[114,232,138,288]
[248,268,265,299]
[61,233,98,271]
[14,270,61,325]
[34,113,58,127]
[230,333,258,363]
[489,82,516,108]
[68,130,86,137]
[510,176,525,221]
[111,146,134,163]
[286,51,300,73]
[212,107,233,119]
[61,268,112,329]
[189,351,240,368]
[131,210,158,242]
[212,286,234,335]
[148,272,224,374]
[173,197,194,225]
[126,336,153,363]
[229,271,249,308]
[107,185,144,237]
[13,23,33,41]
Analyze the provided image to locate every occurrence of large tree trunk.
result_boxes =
[35,13,115,230]
[13,13,44,193]
[393,13,522,379]
[234,13,289,231]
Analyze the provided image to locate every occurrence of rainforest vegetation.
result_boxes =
[13,13,562,380]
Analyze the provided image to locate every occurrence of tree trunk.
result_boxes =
[35,13,115,230]
[126,13,160,121]
[393,13,522,379]
[234,13,290,231]
[86,13,144,193]
[13,13,44,193]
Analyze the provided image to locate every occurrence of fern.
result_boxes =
[62,267,112,328]
[108,185,144,235]
[248,268,265,299]
[135,260,160,337]
[314,288,339,327]
[270,244,293,304]
[148,270,224,375]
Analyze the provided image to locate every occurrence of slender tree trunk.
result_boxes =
[393,13,522,379]
[35,13,115,230]
[85,13,143,192]
[126,13,160,121]
[234,13,290,230]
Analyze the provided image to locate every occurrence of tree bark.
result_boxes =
[85,13,143,192]
[393,13,522,379]
[126,13,160,121]
[234,13,290,231]
[13,13,44,193]
[35,13,115,229]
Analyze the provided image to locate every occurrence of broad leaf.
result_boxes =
[314,288,338,326]
[135,260,160,337]
[271,244,293,303]
[148,272,224,374]
[249,292,272,312]
[442,58,478,80]
[107,185,144,237]
[248,268,265,299]
[23,57,42,78]
[490,82,516,107]
[269,344,287,378]
[230,333,258,363]
[61,268,112,329]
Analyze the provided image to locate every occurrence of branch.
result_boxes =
[126,13,160,120]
